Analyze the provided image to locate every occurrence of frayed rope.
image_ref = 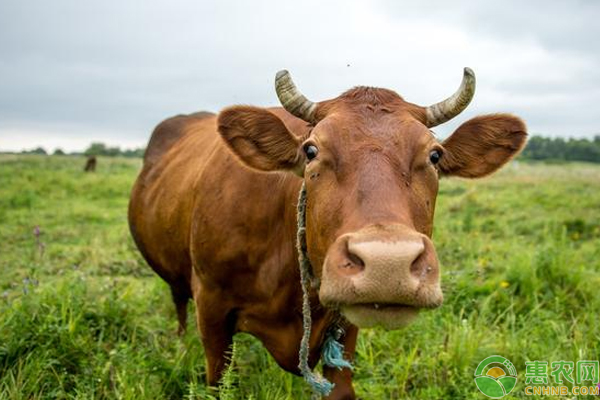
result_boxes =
[322,329,353,370]
[296,181,353,397]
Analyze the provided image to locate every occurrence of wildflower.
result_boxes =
[33,225,45,257]
[500,280,510,289]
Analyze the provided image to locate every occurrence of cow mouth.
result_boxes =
[339,302,420,330]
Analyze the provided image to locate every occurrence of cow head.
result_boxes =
[218,69,527,329]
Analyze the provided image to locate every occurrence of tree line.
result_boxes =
[16,142,145,158]
[9,136,600,164]
[520,135,600,163]
[82,142,145,158]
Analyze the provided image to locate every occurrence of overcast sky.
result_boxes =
[1,0,599,152]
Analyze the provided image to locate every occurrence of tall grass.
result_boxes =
[1,155,598,399]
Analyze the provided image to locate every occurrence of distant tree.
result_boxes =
[21,147,48,155]
[105,146,121,157]
[122,148,145,158]
[520,135,600,163]
[53,148,66,156]
[83,142,145,158]
[84,142,108,156]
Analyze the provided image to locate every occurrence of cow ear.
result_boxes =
[218,106,305,175]
[438,114,527,178]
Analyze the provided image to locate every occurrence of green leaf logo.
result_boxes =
[474,356,518,398]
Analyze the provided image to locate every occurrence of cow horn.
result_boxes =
[275,70,317,123]
[424,67,476,127]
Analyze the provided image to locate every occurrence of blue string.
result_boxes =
[322,332,353,370]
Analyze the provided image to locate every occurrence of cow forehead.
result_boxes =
[312,112,436,153]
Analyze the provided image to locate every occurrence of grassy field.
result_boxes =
[0,154,599,399]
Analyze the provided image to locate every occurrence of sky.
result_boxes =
[1,0,599,152]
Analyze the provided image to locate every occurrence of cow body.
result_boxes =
[84,156,97,172]
[129,109,356,396]
[129,70,526,399]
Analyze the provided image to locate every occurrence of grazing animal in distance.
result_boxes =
[84,156,97,172]
[128,69,527,399]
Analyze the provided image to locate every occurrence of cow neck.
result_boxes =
[296,181,353,396]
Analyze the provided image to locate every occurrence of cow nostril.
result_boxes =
[419,265,433,279]
[347,251,365,268]
[335,247,365,276]
[344,240,365,269]
[409,244,428,276]
[410,239,438,282]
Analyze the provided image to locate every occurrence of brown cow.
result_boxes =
[84,155,97,172]
[128,69,526,399]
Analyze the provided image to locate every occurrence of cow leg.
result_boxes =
[170,285,190,336]
[322,325,358,400]
[198,311,235,386]
[193,287,235,387]
[200,321,233,386]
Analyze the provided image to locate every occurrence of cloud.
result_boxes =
[0,0,598,151]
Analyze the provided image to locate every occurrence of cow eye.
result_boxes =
[429,150,442,165]
[304,144,319,161]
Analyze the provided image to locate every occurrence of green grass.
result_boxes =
[1,155,599,399]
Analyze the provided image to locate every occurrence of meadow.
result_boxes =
[0,154,599,399]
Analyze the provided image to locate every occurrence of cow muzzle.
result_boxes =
[319,224,443,329]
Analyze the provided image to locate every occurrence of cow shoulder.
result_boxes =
[144,111,215,166]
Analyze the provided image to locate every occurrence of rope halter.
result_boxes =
[296,181,353,397]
